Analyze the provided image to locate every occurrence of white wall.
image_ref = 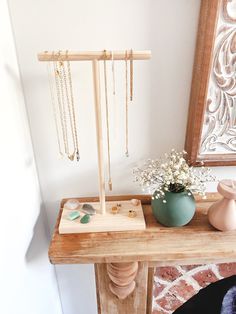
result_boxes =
[7,0,236,314]
[0,1,62,314]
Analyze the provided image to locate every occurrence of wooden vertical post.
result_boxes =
[147,267,154,314]
[92,59,106,214]
[95,262,149,314]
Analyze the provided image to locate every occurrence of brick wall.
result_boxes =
[152,263,236,314]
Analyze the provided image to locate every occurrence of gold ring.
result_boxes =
[111,206,119,214]
[128,210,137,218]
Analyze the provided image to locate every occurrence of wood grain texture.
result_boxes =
[38,50,151,61]
[92,59,106,215]
[59,200,145,234]
[48,193,236,265]
[95,265,101,314]
[194,153,236,167]
[184,0,236,166]
[147,267,154,314]
[107,262,138,299]
[95,262,148,314]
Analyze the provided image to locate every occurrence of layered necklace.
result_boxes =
[102,49,134,190]
[46,49,135,192]
[47,51,80,161]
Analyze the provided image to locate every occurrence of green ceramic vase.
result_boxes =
[151,190,196,227]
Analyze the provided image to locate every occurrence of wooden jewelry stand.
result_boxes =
[38,50,151,234]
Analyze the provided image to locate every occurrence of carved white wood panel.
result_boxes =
[200,0,236,155]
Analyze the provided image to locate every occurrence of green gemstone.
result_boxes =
[68,211,80,221]
[80,214,90,224]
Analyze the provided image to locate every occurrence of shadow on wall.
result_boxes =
[25,203,51,263]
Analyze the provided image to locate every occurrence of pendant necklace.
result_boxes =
[57,51,69,157]
[46,53,63,157]
[51,50,80,162]
[112,50,116,98]
[130,49,133,102]
[53,54,68,157]
[111,51,117,139]
[61,57,75,161]
[66,51,80,162]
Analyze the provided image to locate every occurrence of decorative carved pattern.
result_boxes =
[200,0,236,154]
[106,262,138,300]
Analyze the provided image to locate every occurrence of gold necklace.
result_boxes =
[53,55,68,157]
[130,49,133,102]
[103,50,112,191]
[61,52,76,161]
[57,51,70,157]
[52,51,80,162]
[111,50,117,139]
[66,51,80,162]
[46,55,63,157]
[111,51,116,97]
[125,50,129,157]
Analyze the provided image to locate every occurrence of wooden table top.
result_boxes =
[48,193,236,266]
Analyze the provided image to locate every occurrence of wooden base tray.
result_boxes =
[59,199,146,234]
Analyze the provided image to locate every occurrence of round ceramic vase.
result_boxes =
[151,190,196,227]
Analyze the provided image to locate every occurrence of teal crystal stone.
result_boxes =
[80,214,90,224]
[68,211,80,221]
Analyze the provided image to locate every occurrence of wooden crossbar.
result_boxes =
[38,50,151,61]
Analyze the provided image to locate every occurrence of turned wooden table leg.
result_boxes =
[95,262,149,314]
[107,262,138,299]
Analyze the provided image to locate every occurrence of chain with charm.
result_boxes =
[50,51,80,161]
[61,56,76,161]
[46,55,63,157]
[53,57,68,156]
[66,52,80,162]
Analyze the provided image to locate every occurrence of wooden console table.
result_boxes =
[49,193,236,314]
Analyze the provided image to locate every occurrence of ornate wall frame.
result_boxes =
[185,0,236,166]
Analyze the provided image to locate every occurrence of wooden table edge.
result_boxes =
[48,192,224,265]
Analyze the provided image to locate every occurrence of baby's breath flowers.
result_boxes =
[133,149,216,201]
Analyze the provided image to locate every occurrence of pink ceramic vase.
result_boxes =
[208,180,236,231]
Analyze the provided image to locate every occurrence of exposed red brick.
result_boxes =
[169,279,197,300]
[218,263,236,278]
[158,292,182,311]
[153,263,236,313]
[152,310,166,314]
[155,266,181,282]
[181,265,201,272]
[153,282,166,297]
[192,269,218,288]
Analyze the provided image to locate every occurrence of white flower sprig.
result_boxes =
[133,149,216,200]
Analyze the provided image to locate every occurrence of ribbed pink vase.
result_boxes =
[208,180,236,231]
